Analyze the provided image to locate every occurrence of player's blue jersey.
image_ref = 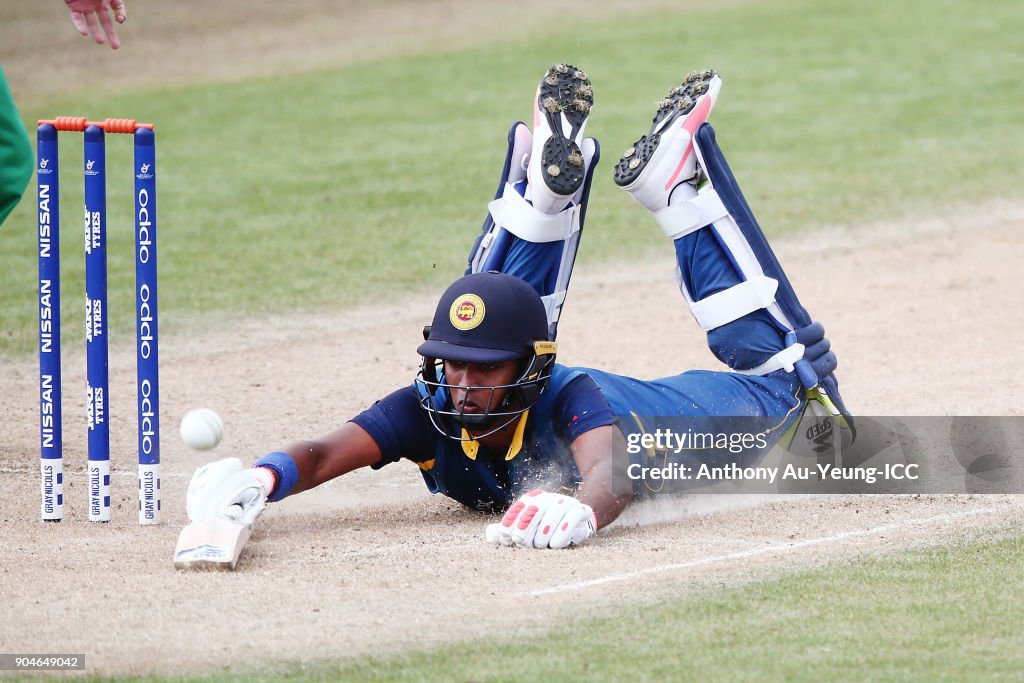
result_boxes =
[351,363,803,511]
[351,365,611,512]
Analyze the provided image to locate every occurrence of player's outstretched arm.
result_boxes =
[186,421,383,520]
[273,421,384,498]
[570,425,633,529]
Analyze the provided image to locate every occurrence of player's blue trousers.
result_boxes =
[472,180,804,427]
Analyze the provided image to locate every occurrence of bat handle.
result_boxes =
[221,504,245,522]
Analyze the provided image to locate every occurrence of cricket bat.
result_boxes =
[174,506,252,571]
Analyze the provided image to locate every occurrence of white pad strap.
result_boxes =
[654,189,729,240]
[487,183,581,243]
[688,275,779,331]
[733,343,805,376]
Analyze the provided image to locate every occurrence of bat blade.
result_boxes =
[174,515,252,571]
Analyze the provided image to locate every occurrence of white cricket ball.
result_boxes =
[179,408,224,450]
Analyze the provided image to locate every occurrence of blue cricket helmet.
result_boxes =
[417,272,549,363]
[416,272,557,439]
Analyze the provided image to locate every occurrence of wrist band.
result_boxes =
[254,451,299,502]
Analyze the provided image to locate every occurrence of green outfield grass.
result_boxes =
[81,528,1024,683]
[290,530,1024,682]
[1,0,1021,356]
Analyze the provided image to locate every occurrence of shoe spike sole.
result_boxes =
[537,63,593,196]
[612,69,717,188]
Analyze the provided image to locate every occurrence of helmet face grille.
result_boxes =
[415,353,556,442]
[415,273,556,441]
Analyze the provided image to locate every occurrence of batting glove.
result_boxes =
[186,457,274,525]
[485,489,597,549]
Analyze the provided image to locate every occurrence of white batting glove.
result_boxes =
[186,457,273,525]
[485,489,597,549]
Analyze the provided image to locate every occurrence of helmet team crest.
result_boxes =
[450,294,485,331]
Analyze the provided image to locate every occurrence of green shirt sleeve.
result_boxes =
[0,67,34,228]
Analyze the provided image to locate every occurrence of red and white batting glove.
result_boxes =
[485,489,597,549]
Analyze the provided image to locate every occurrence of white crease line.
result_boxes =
[0,467,190,477]
[337,543,412,559]
[528,504,1016,596]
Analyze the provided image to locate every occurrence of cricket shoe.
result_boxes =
[613,69,722,212]
[526,63,594,213]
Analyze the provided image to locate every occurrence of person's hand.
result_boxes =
[186,458,274,526]
[65,0,127,49]
[485,489,597,549]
